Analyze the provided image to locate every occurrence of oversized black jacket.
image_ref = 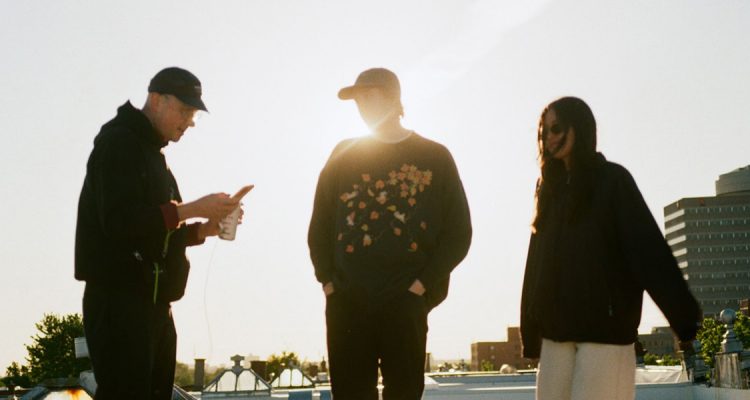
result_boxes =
[75,102,197,302]
[520,154,701,358]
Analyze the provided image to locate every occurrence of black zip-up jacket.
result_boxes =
[520,154,701,358]
[75,102,197,302]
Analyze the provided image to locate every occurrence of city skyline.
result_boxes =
[1,0,749,369]
[664,166,750,316]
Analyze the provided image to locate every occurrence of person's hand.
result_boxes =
[178,193,239,221]
[198,219,222,239]
[679,340,697,358]
[408,279,426,296]
[237,205,245,225]
[323,282,335,296]
[195,193,239,220]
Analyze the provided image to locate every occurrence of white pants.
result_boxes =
[536,339,635,400]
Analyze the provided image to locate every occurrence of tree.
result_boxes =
[302,361,319,378]
[2,362,32,390]
[480,359,495,372]
[696,313,750,368]
[174,361,194,388]
[733,313,750,346]
[266,351,300,381]
[3,313,91,387]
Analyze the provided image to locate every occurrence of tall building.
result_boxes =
[663,166,750,316]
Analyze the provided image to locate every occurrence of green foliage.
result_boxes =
[302,361,319,378]
[174,362,227,389]
[174,361,193,388]
[696,314,750,368]
[2,362,32,389]
[643,353,681,366]
[733,313,750,348]
[480,359,495,371]
[25,314,91,383]
[643,353,659,365]
[660,354,681,366]
[697,317,724,368]
[3,313,91,388]
[267,351,300,380]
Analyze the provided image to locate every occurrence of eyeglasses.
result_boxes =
[164,94,198,120]
[178,107,197,121]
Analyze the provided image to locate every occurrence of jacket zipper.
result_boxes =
[153,229,174,304]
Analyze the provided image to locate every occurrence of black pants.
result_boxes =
[326,291,428,400]
[83,284,176,400]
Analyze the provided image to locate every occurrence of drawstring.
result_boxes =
[153,229,174,304]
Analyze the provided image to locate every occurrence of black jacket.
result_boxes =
[75,102,194,302]
[520,154,701,358]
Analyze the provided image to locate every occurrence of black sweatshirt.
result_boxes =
[520,154,701,358]
[75,102,200,302]
[308,133,472,310]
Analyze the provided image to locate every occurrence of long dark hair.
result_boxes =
[532,97,598,232]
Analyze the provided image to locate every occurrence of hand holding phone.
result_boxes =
[232,185,254,202]
[220,185,254,241]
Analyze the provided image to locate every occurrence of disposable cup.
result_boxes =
[219,206,242,241]
[74,337,89,358]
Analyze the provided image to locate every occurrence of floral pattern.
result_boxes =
[338,164,433,253]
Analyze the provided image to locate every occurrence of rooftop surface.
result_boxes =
[186,371,750,400]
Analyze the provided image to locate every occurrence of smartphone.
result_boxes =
[232,185,254,201]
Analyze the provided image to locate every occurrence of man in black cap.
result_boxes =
[75,67,240,399]
[308,68,472,399]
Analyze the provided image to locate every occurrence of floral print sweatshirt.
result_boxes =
[308,133,472,310]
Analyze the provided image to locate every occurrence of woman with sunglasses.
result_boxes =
[520,96,701,400]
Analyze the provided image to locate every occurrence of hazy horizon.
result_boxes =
[1,0,749,370]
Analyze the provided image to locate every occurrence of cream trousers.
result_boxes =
[536,339,635,400]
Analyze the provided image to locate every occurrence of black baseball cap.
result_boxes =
[338,68,401,101]
[148,67,208,111]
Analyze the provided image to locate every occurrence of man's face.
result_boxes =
[354,87,399,130]
[152,94,198,143]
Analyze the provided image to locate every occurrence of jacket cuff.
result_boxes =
[160,202,180,230]
[315,269,332,286]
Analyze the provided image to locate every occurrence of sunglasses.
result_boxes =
[545,123,568,136]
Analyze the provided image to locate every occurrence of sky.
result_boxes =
[1,0,749,370]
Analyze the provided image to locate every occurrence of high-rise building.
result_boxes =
[663,166,750,316]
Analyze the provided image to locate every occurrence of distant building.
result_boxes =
[638,327,678,357]
[242,354,261,367]
[470,327,536,371]
[740,298,750,316]
[663,166,750,316]
[250,360,268,381]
